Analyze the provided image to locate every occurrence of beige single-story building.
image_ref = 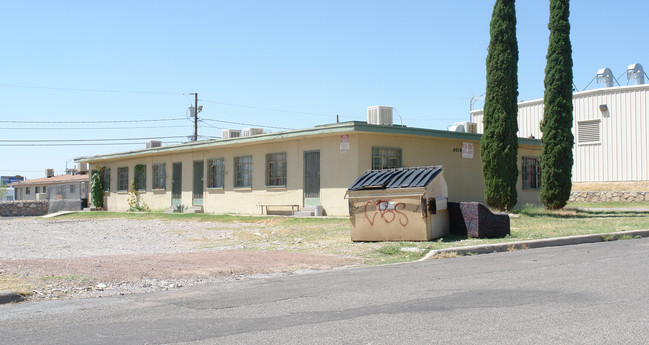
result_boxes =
[75,121,541,216]
[11,172,89,202]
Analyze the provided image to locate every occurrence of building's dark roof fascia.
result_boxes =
[75,121,540,163]
[348,166,443,191]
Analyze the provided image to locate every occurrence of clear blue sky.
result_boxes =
[2,0,648,179]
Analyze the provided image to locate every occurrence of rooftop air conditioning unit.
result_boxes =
[464,122,477,133]
[242,128,263,137]
[367,106,393,126]
[448,123,464,132]
[222,129,242,139]
[45,169,55,178]
[76,162,89,173]
[448,122,477,133]
[146,140,162,148]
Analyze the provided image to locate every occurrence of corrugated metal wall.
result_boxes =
[575,86,649,182]
[470,84,649,182]
[471,100,543,139]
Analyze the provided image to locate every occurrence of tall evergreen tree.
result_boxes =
[481,0,519,211]
[540,0,573,209]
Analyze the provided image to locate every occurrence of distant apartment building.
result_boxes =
[11,169,90,207]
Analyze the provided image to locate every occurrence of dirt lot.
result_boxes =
[0,217,358,301]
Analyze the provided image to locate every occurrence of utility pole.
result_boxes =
[193,93,198,142]
[188,93,202,142]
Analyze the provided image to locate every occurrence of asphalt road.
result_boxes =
[2,238,649,344]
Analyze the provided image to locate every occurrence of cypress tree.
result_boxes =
[540,0,573,209]
[481,0,519,211]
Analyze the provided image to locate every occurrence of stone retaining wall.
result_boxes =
[569,191,649,203]
[0,200,49,217]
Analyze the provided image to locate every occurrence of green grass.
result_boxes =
[50,206,649,265]
[372,243,428,264]
[377,243,402,255]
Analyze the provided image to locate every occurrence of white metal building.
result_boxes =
[471,66,649,184]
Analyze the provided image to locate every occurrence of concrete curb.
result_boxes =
[419,229,649,261]
[41,211,78,218]
[577,207,649,213]
[0,290,25,305]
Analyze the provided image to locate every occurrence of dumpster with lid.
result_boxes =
[345,166,449,241]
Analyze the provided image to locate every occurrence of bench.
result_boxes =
[259,204,300,215]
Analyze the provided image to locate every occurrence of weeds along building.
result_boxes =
[471,64,649,185]
[75,110,541,216]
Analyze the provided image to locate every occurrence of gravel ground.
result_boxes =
[0,217,356,302]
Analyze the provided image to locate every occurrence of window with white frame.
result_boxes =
[522,157,541,190]
[207,158,225,189]
[372,147,402,170]
[234,155,252,188]
[152,163,166,190]
[266,152,287,187]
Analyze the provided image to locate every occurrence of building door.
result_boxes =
[172,162,182,206]
[304,150,320,207]
[192,160,204,206]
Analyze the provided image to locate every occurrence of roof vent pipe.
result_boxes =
[626,63,646,85]
[597,68,615,88]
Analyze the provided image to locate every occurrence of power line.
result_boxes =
[198,98,349,118]
[0,141,183,147]
[201,118,293,130]
[0,169,62,173]
[201,121,226,130]
[0,118,186,124]
[0,136,187,143]
[0,125,190,130]
[0,83,184,95]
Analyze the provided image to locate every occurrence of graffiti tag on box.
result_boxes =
[364,199,408,226]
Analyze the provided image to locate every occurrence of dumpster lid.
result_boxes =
[347,166,443,191]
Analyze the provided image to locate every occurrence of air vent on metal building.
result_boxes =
[578,120,601,144]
